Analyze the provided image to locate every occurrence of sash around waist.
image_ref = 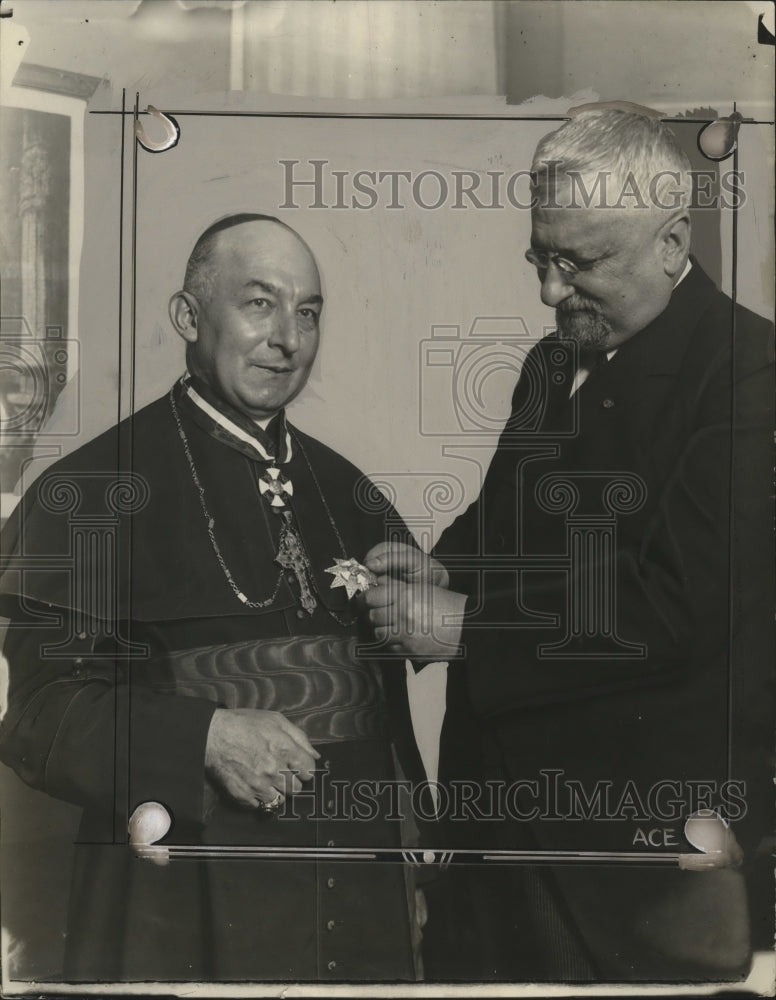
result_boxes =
[134,635,385,743]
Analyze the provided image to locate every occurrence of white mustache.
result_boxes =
[556,296,603,315]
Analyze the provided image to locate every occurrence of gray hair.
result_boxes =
[531,109,692,212]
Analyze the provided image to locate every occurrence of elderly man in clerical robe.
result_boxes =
[0,214,425,983]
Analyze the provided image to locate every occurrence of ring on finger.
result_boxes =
[257,790,284,814]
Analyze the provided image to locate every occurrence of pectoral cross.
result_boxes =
[274,512,318,615]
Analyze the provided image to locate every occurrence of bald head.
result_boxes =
[170,216,323,420]
[184,213,318,305]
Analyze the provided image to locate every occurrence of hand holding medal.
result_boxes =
[360,542,465,661]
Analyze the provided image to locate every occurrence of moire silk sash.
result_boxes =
[135,635,384,743]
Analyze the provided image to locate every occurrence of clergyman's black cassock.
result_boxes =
[0,377,426,982]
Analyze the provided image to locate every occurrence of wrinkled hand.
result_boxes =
[363,576,466,662]
[205,708,320,809]
[364,542,450,590]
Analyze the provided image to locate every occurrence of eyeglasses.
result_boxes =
[524,248,596,277]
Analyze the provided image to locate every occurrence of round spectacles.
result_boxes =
[525,248,593,277]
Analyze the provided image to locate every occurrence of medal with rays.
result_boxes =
[324,557,379,599]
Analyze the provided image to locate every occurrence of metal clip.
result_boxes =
[678,809,744,870]
[129,801,172,866]
[697,112,743,162]
[134,105,180,154]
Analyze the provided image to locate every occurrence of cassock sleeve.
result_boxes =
[434,326,774,719]
[0,597,217,833]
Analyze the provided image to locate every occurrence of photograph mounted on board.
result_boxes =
[0,1,773,994]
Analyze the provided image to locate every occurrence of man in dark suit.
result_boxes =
[364,109,774,982]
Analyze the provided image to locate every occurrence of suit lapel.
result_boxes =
[571,263,719,452]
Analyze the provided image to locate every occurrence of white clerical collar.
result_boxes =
[184,377,293,463]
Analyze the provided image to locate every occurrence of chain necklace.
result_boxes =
[290,432,358,629]
[170,386,356,625]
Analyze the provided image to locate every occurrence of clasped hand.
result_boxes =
[362,542,466,661]
[204,543,464,811]
[205,708,319,810]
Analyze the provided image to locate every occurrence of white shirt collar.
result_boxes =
[674,258,692,288]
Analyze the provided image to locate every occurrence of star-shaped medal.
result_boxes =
[324,558,379,599]
[259,466,294,508]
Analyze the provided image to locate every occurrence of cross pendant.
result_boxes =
[274,514,318,615]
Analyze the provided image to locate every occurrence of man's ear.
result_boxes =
[661,212,691,277]
[169,291,199,344]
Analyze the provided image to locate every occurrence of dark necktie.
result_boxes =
[579,346,608,376]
